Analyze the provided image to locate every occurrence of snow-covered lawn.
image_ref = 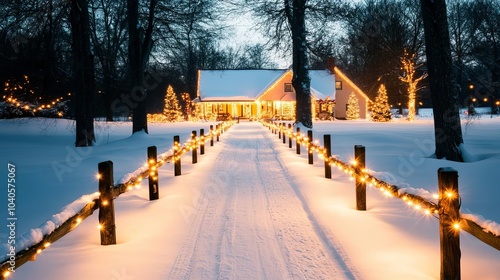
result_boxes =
[1,112,499,279]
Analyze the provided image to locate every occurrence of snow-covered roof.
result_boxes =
[309,70,335,100]
[197,70,287,102]
[197,69,335,102]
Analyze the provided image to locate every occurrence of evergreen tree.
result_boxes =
[163,85,182,122]
[346,93,360,120]
[371,84,392,122]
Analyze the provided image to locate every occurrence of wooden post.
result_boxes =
[296,127,301,154]
[192,130,197,164]
[279,123,282,139]
[355,145,366,211]
[308,130,313,164]
[174,135,181,176]
[283,123,286,144]
[98,161,116,245]
[288,124,292,148]
[210,125,214,146]
[148,146,159,200]
[200,129,205,155]
[438,167,461,280]
[216,124,220,141]
[324,135,332,179]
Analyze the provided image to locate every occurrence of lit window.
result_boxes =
[335,81,343,90]
[284,83,293,92]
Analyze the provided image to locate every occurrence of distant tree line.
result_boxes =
[1,0,496,160]
[0,0,277,122]
[329,0,500,109]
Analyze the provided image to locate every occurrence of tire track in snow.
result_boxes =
[165,122,355,279]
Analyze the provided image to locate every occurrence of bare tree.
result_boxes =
[90,0,128,121]
[70,0,96,146]
[420,0,464,162]
[128,0,157,134]
[247,0,346,128]
[399,50,427,121]
[339,0,424,104]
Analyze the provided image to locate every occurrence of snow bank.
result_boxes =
[1,192,99,256]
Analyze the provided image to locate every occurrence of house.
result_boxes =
[195,67,370,120]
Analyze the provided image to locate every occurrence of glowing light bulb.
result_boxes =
[3,271,11,278]
[432,193,439,199]
[98,224,103,230]
[44,242,51,248]
[424,209,431,215]
[36,249,42,254]
[453,223,460,230]
[102,200,109,206]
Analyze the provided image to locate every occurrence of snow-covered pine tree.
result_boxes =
[163,85,182,122]
[371,84,392,122]
[346,92,360,120]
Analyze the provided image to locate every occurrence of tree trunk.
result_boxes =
[103,73,114,121]
[128,0,147,134]
[420,0,463,162]
[286,0,312,128]
[128,0,156,134]
[70,0,95,147]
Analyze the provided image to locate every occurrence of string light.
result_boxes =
[261,120,442,220]
[0,121,237,274]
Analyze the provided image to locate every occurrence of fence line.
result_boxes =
[0,121,234,279]
[263,120,500,279]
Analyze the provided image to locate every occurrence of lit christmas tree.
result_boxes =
[371,84,392,122]
[346,92,360,120]
[163,85,182,122]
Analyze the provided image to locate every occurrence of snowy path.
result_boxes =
[165,122,354,280]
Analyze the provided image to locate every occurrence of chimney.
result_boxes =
[326,57,336,74]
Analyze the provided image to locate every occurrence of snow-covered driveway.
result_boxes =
[166,122,354,279]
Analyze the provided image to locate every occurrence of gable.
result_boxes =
[256,70,294,101]
[310,70,336,100]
